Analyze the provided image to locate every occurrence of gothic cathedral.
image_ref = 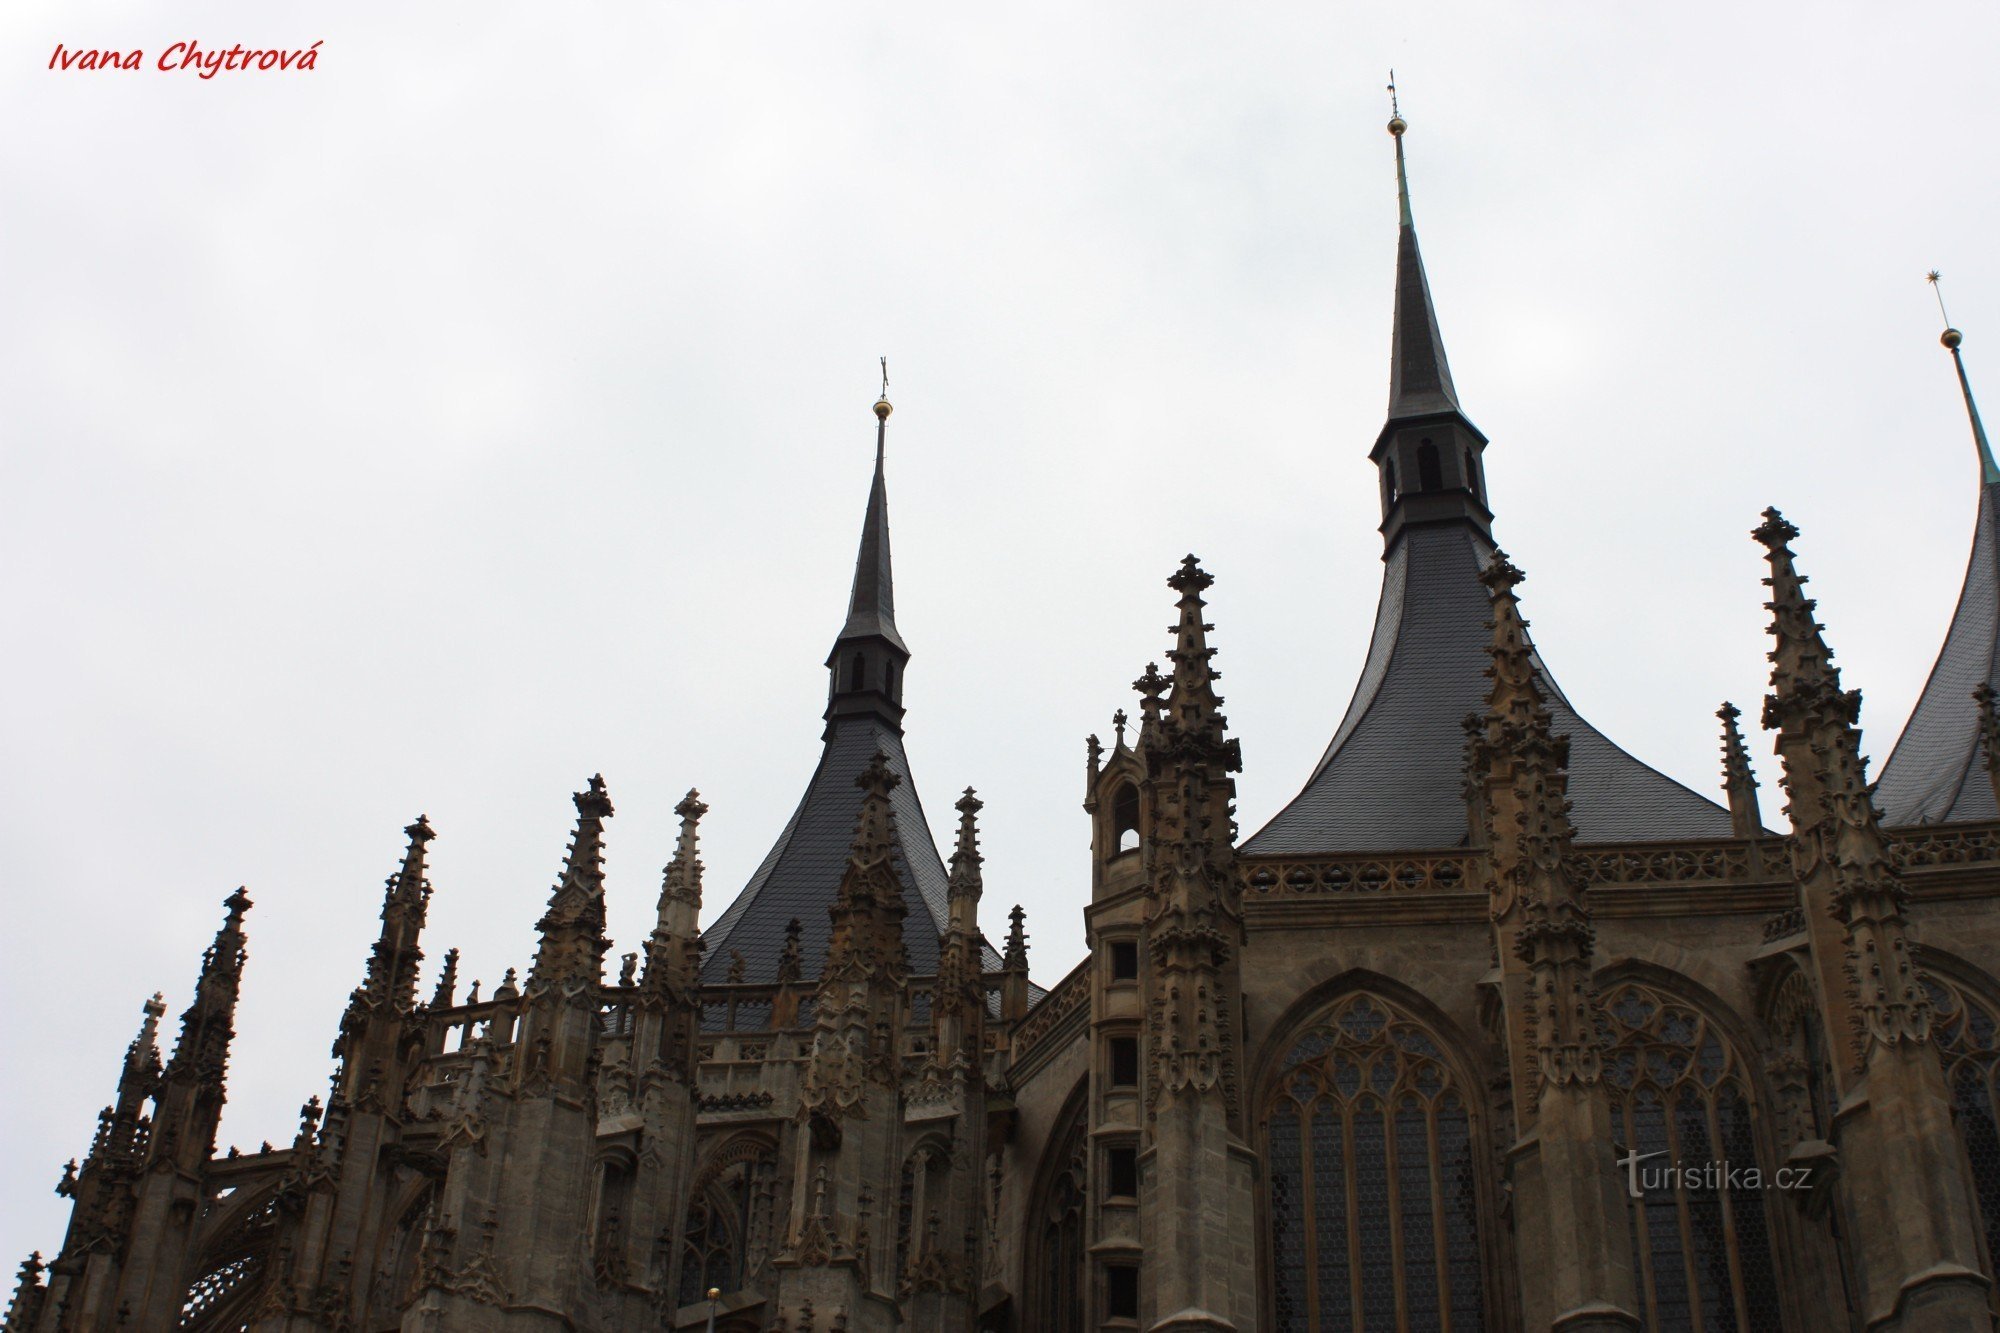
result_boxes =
[14,115,2000,1333]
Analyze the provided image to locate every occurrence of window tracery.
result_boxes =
[1027,1096,1088,1333]
[1262,992,1486,1332]
[677,1138,777,1308]
[1602,981,1781,1332]
[1923,971,2000,1275]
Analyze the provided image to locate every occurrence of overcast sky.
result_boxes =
[5,0,1999,1265]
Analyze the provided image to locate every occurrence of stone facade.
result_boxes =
[13,118,2000,1333]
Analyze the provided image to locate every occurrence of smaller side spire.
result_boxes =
[1930,272,1999,484]
[776,918,805,986]
[1000,904,1029,1023]
[529,776,614,989]
[363,815,433,1009]
[1164,556,1230,746]
[430,947,460,1008]
[152,889,252,1170]
[947,787,985,928]
[645,789,707,995]
[1717,702,1763,838]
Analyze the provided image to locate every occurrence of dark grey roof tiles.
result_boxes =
[1244,522,1733,854]
[701,718,952,984]
[1387,222,1463,423]
[1876,484,2000,826]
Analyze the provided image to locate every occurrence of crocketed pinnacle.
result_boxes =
[430,947,460,1008]
[166,888,252,1083]
[1002,904,1028,971]
[530,775,614,988]
[645,788,707,993]
[947,787,984,909]
[1717,702,1764,838]
[1754,509,1857,737]
[820,751,910,984]
[1386,113,1463,424]
[1476,551,1546,741]
[1165,556,1227,739]
[363,815,433,1009]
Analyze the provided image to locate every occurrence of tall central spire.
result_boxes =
[1371,99,1492,545]
[701,383,1001,987]
[1244,100,1732,855]
[824,388,911,733]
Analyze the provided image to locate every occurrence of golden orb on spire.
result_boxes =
[874,396,893,420]
[1944,328,1965,350]
[1388,115,1407,137]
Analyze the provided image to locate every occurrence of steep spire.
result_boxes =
[1370,101,1492,546]
[1247,103,1728,856]
[1717,702,1764,837]
[530,776,613,989]
[644,789,706,995]
[1385,105,1461,423]
[1877,295,2000,824]
[825,386,910,733]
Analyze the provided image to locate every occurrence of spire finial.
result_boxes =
[1388,73,1412,228]
[1930,272,1999,484]
[875,356,892,423]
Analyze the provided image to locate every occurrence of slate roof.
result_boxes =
[699,717,957,984]
[1244,118,1732,855]
[1244,521,1733,853]
[1874,478,2000,824]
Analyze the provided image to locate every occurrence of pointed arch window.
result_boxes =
[678,1140,777,1307]
[1924,973,2000,1276]
[850,651,867,693]
[1262,993,1487,1331]
[1384,460,1400,508]
[1417,440,1442,492]
[1463,447,1481,503]
[1027,1097,1088,1333]
[1603,981,1782,1332]
[897,1140,952,1287]
[1113,783,1141,854]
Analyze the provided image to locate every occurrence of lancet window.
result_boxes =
[1602,981,1781,1332]
[677,1139,777,1308]
[1924,971,2000,1275]
[897,1140,952,1284]
[179,1191,279,1331]
[1262,992,1486,1332]
[1027,1097,1088,1333]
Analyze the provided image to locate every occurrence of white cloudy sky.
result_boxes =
[4,0,1998,1264]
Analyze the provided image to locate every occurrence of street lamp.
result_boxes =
[704,1287,720,1333]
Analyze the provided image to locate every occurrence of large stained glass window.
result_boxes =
[1263,992,1487,1332]
[1603,981,1781,1332]
[677,1139,777,1308]
[1924,972,2000,1276]
[1028,1098,1088,1333]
